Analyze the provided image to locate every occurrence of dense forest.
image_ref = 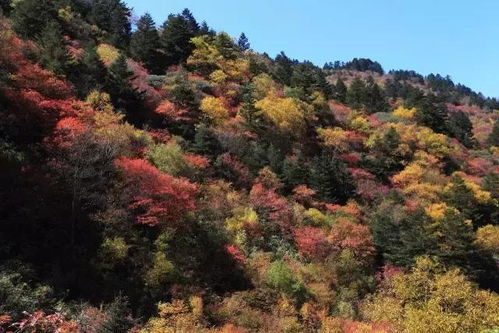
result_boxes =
[0,1,498,332]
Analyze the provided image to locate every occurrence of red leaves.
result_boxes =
[294,227,331,261]
[115,158,198,227]
[3,311,79,333]
[328,218,375,261]
[225,244,246,264]
[249,183,292,228]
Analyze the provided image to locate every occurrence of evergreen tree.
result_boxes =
[214,32,240,60]
[273,52,294,86]
[71,43,108,98]
[281,154,310,194]
[11,0,55,39]
[129,13,162,74]
[87,0,131,48]
[238,32,250,51]
[106,54,145,125]
[487,120,499,146]
[364,76,389,114]
[159,13,196,66]
[309,153,354,203]
[181,8,200,33]
[446,110,475,148]
[0,0,12,15]
[334,78,347,103]
[413,94,448,134]
[199,21,215,35]
[372,206,436,267]
[345,77,366,109]
[37,21,70,75]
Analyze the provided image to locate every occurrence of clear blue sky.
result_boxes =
[125,0,498,98]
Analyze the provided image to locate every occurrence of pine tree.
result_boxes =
[0,0,12,15]
[309,153,354,203]
[88,0,131,48]
[487,120,499,146]
[273,52,294,86]
[129,13,162,74]
[181,8,199,33]
[107,54,145,125]
[334,78,347,103]
[11,0,55,39]
[446,110,475,148]
[364,76,389,114]
[37,21,70,75]
[71,43,108,98]
[238,32,250,51]
[345,77,366,109]
[159,14,195,66]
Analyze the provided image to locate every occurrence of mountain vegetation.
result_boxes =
[0,1,498,332]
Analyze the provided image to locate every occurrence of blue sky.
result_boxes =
[124,0,498,98]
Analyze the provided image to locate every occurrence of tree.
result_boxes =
[87,0,132,48]
[345,77,366,109]
[69,42,108,98]
[106,54,145,124]
[309,153,354,204]
[37,21,70,75]
[181,8,200,33]
[334,78,347,103]
[487,120,499,146]
[446,110,475,148]
[364,76,389,114]
[11,0,55,39]
[238,32,250,51]
[0,0,12,15]
[129,13,162,74]
[114,157,198,227]
[159,13,196,67]
[362,257,499,333]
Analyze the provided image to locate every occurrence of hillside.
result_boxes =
[0,1,498,332]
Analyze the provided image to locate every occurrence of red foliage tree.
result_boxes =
[294,227,331,261]
[249,183,292,230]
[115,157,198,227]
[328,218,375,261]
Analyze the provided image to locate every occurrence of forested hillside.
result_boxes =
[0,1,498,332]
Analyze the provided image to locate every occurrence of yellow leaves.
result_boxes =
[200,96,230,123]
[475,225,499,253]
[188,35,249,83]
[144,252,175,287]
[252,73,278,100]
[393,106,417,120]
[255,93,311,133]
[416,127,452,157]
[392,163,424,187]
[445,172,493,204]
[225,207,259,234]
[388,123,453,158]
[209,69,228,84]
[101,237,130,261]
[392,162,445,202]
[362,257,499,333]
[97,43,120,65]
[348,114,371,134]
[425,203,456,222]
[317,127,350,153]
[304,208,330,227]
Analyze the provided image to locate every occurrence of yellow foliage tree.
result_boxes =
[317,127,350,153]
[475,225,499,254]
[362,256,499,333]
[200,96,230,123]
[393,106,417,120]
[255,93,311,133]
